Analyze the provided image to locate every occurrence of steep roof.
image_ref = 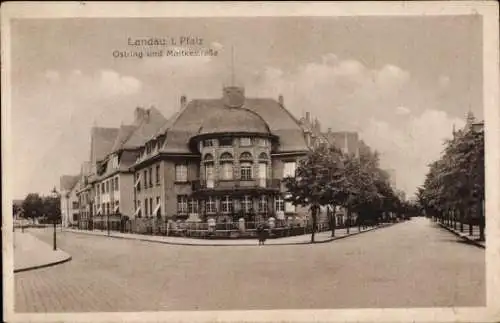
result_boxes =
[60,175,80,192]
[122,107,167,149]
[111,125,137,152]
[156,98,308,153]
[90,127,119,164]
[198,106,271,135]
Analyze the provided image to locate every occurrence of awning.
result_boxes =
[134,175,142,187]
[134,207,141,217]
[114,204,119,213]
[153,203,161,216]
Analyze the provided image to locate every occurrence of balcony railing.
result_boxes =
[192,179,281,191]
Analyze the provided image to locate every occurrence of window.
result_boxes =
[149,198,153,217]
[135,173,141,191]
[175,164,188,182]
[155,196,161,217]
[106,202,110,215]
[283,161,297,178]
[136,200,142,218]
[110,179,114,192]
[177,195,188,215]
[221,196,233,214]
[275,196,285,212]
[258,196,268,214]
[101,183,105,194]
[115,200,119,213]
[240,162,253,181]
[219,137,233,147]
[240,137,251,146]
[258,138,268,147]
[203,139,217,147]
[241,196,252,213]
[72,201,79,209]
[188,198,199,214]
[258,152,268,161]
[221,163,233,180]
[156,165,160,185]
[149,167,153,187]
[106,181,110,193]
[220,152,233,180]
[115,177,119,191]
[143,170,148,188]
[206,197,216,214]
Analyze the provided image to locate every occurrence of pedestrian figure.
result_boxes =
[257,224,268,246]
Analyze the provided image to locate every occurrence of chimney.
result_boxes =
[134,107,146,122]
[305,112,311,123]
[327,127,332,133]
[278,94,284,106]
[180,95,187,110]
[222,86,245,108]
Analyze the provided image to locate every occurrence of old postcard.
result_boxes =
[2,1,499,322]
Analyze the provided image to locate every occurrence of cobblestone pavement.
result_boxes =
[15,217,485,312]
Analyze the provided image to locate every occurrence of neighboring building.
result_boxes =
[60,175,80,227]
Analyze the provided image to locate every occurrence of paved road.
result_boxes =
[15,217,485,312]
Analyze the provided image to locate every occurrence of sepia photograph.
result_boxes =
[2,2,499,322]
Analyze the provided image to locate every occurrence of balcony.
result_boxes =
[191,179,281,194]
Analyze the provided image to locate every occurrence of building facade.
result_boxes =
[67,86,375,230]
[60,175,80,227]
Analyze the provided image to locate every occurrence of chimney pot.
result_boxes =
[328,127,332,133]
[305,112,311,123]
[278,95,284,106]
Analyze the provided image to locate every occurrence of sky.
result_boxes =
[10,16,483,199]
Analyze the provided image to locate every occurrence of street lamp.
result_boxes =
[50,187,60,251]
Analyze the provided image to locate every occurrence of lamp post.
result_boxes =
[50,187,60,251]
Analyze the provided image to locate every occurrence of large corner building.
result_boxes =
[62,87,361,229]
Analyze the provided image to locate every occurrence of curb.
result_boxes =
[14,254,72,273]
[437,222,485,249]
[66,222,397,247]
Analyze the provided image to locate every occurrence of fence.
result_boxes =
[77,216,392,239]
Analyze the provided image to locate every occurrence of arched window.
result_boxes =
[239,152,253,181]
[258,152,268,161]
[219,152,233,180]
[219,152,233,162]
[239,152,253,161]
[204,153,214,163]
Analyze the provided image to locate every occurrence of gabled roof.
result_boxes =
[90,127,119,164]
[60,175,80,192]
[155,97,308,153]
[111,125,137,152]
[122,107,167,149]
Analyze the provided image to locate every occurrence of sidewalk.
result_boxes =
[14,231,72,273]
[438,222,485,248]
[65,223,395,246]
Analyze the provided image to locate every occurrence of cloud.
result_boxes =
[211,41,224,50]
[98,69,142,96]
[240,55,462,197]
[395,106,411,115]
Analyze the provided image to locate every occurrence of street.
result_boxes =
[15,217,485,312]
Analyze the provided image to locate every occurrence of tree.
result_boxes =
[21,193,44,223]
[43,195,61,224]
[284,144,331,243]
